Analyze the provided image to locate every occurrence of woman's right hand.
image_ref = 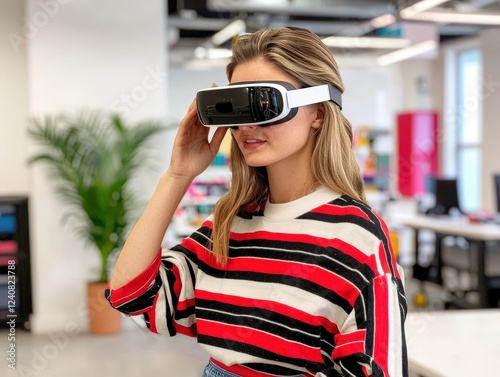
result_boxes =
[168,98,228,181]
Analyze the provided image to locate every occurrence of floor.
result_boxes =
[3,317,210,377]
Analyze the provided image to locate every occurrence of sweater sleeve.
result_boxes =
[105,247,198,337]
[316,271,408,377]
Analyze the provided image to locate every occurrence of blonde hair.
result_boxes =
[211,27,366,265]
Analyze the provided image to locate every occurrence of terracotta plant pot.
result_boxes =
[87,282,121,334]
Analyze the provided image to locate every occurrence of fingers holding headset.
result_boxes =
[170,84,227,179]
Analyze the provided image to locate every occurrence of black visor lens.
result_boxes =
[197,86,285,126]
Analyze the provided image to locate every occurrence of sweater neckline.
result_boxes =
[263,186,341,221]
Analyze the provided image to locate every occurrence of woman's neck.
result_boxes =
[267,164,318,204]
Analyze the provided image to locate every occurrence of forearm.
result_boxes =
[109,170,193,289]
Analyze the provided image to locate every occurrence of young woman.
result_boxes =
[107,27,408,377]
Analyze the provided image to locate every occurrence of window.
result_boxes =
[444,43,482,213]
[457,49,482,212]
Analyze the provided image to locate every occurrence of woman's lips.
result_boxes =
[243,138,266,150]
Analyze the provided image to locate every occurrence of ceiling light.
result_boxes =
[377,40,438,65]
[407,11,500,25]
[337,13,397,37]
[322,36,411,49]
[369,13,397,29]
[210,19,245,46]
[400,0,451,18]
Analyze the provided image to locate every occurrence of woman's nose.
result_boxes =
[232,124,258,131]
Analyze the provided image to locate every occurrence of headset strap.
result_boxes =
[286,84,342,110]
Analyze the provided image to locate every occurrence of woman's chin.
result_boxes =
[245,161,266,168]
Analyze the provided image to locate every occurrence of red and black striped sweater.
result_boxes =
[106,187,408,377]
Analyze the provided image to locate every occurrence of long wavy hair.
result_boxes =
[210,27,366,265]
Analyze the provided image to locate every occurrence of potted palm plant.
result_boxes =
[28,111,165,334]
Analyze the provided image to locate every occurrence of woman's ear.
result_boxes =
[311,103,325,130]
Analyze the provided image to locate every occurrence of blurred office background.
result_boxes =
[1,1,500,376]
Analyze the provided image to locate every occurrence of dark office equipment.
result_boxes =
[494,174,500,213]
[0,196,32,329]
[427,177,462,215]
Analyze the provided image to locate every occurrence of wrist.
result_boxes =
[161,168,195,188]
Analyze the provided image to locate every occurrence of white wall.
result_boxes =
[0,0,30,195]
[23,0,168,333]
[341,65,402,130]
[397,59,437,112]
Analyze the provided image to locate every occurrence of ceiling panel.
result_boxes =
[167,0,500,64]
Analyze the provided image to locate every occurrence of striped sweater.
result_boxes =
[106,187,408,376]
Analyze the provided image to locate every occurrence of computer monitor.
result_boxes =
[494,174,500,213]
[429,178,461,215]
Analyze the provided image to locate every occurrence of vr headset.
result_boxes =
[196,81,342,127]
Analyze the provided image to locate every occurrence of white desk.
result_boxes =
[397,214,500,308]
[399,214,500,242]
[406,310,500,377]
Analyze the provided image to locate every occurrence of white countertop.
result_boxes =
[406,310,500,377]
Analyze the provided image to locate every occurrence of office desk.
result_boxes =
[406,310,500,377]
[398,215,500,308]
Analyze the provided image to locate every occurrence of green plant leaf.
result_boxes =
[28,111,166,283]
